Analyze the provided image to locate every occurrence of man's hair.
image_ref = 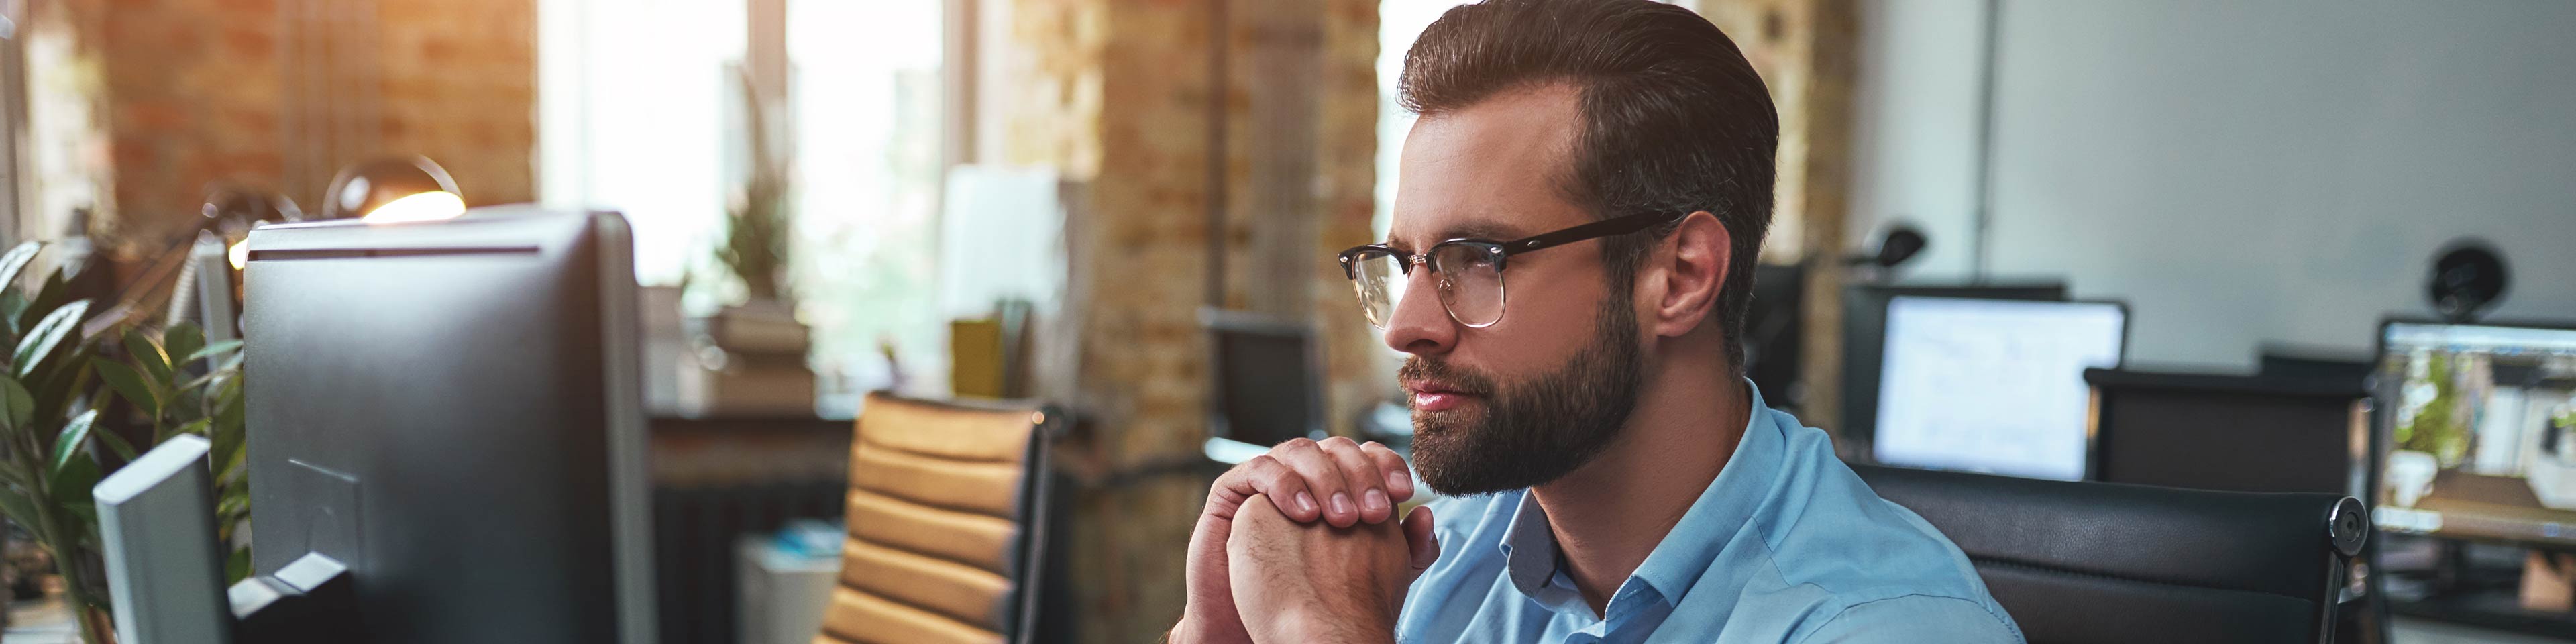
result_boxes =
[1400,0,1779,370]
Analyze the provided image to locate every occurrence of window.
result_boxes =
[541,0,947,405]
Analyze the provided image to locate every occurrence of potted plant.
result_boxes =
[0,241,247,643]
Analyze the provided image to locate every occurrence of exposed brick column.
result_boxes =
[1001,0,1377,641]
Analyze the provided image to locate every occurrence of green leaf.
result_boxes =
[14,272,66,335]
[215,379,245,433]
[184,340,243,366]
[92,428,136,462]
[0,290,25,346]
[51,410,96,476]
[226,547,252,584]
[13,299,88,378]
[0,487,38,528]
[217,439,246,482]
[50,455,98,506]
[162,322,205,370]
[0,242,44,296]
[91,358,157,419]
[125,329,171,386]
[0,373,29,431]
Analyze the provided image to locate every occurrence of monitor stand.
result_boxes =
[96,436,363,643]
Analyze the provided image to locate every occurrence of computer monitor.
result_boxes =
[233,207,656,642]
[1839,283,2065,442]
[2087,368,2369,495]
[1869,296,2127,481]
[1201,309,1323,463]
[2373,320,2576,548]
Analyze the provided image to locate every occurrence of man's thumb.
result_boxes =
[1402,505,1440,572]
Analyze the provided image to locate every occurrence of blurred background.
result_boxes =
[0,0,2569,643]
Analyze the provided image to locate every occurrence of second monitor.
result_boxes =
[1869,296,2128,482]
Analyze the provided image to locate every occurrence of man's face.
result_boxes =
[1386,84,1648,496]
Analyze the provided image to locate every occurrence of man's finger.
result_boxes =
[1275,438,1360,527]
[1212,454,1320,522]
[1402,505,1440,573]
[1320,437,1395,524]
[1360,441,1415,502]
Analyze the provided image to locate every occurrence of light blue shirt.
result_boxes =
[1396,385,2023,643]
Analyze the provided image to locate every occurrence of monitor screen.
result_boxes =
[2375,321,2576,545]
[1210,321,1321,447]
[1871,297,2128,481]
[1839,283,2065,445]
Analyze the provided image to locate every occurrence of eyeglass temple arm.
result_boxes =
[1501,213,1675,255]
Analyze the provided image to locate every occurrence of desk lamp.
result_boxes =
[321,155,465,223]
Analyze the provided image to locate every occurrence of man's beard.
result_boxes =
[1404,293,1645,496]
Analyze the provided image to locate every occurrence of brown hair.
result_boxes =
[1400,0,1778,370]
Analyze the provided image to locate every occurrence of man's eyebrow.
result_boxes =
[1436,222,1523,241]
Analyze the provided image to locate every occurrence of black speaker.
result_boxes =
[2427,239,2508,323]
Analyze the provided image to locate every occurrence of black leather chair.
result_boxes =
[1852,464,2370,644]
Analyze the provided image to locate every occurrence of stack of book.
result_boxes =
[681,300,816,415]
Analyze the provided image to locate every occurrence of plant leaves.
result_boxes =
[215,378,245,434]
[0,242,43,297]
[184,340,243,366]
[13,299,88,378]
[0,373,30,431]
[0,487,36,528]
[92,427,137,462]
[14,272,66,336]
[125,329,170,386]
[49,455,98,506]
[50,410,96,476]
[91,358,157,419]
[162,322,205,370]
[227,547,252,584]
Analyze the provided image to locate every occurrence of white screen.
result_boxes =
[1872,297,2128,481]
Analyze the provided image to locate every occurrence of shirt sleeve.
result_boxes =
[1795,595,2024,644]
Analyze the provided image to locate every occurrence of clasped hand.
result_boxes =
[1174,437,1440,644]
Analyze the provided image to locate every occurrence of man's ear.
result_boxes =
[1646,211,1729,338]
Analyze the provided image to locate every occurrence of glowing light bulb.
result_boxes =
[228,239,250,270]
[360,191,467,224]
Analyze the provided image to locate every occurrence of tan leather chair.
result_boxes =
[817,392,1059,644]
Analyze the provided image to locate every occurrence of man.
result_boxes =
[1169,1,2022,643]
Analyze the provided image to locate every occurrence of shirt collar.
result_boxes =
[1494,379,1786,606]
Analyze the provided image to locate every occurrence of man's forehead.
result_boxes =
[1386,83,1591,250]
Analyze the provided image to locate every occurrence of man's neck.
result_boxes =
[1529,357,1750,616]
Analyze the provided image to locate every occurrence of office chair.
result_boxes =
[1852,464,2369,644]
[818,392,1061,644]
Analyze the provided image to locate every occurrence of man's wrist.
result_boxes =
[1268,606,1397,644]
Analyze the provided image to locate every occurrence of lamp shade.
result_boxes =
[322,155,464,222]
[202,182,305,270]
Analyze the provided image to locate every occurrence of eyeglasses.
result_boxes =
[1336,212,1678,329]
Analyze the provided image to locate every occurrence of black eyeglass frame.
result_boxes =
[1335,211,1681,327]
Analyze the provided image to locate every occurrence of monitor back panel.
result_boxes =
[1211,323,1320,447]
[242,210,648,643]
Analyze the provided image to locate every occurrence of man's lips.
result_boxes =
[1404,381,1481,413]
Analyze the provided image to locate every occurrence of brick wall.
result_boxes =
[27,0,533,256]
[1002,0,1379,641]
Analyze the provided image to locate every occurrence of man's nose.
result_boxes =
[1382,268,1456,356]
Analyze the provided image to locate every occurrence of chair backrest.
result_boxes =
[819,392,1058,644]
[1851,464,2369,644]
